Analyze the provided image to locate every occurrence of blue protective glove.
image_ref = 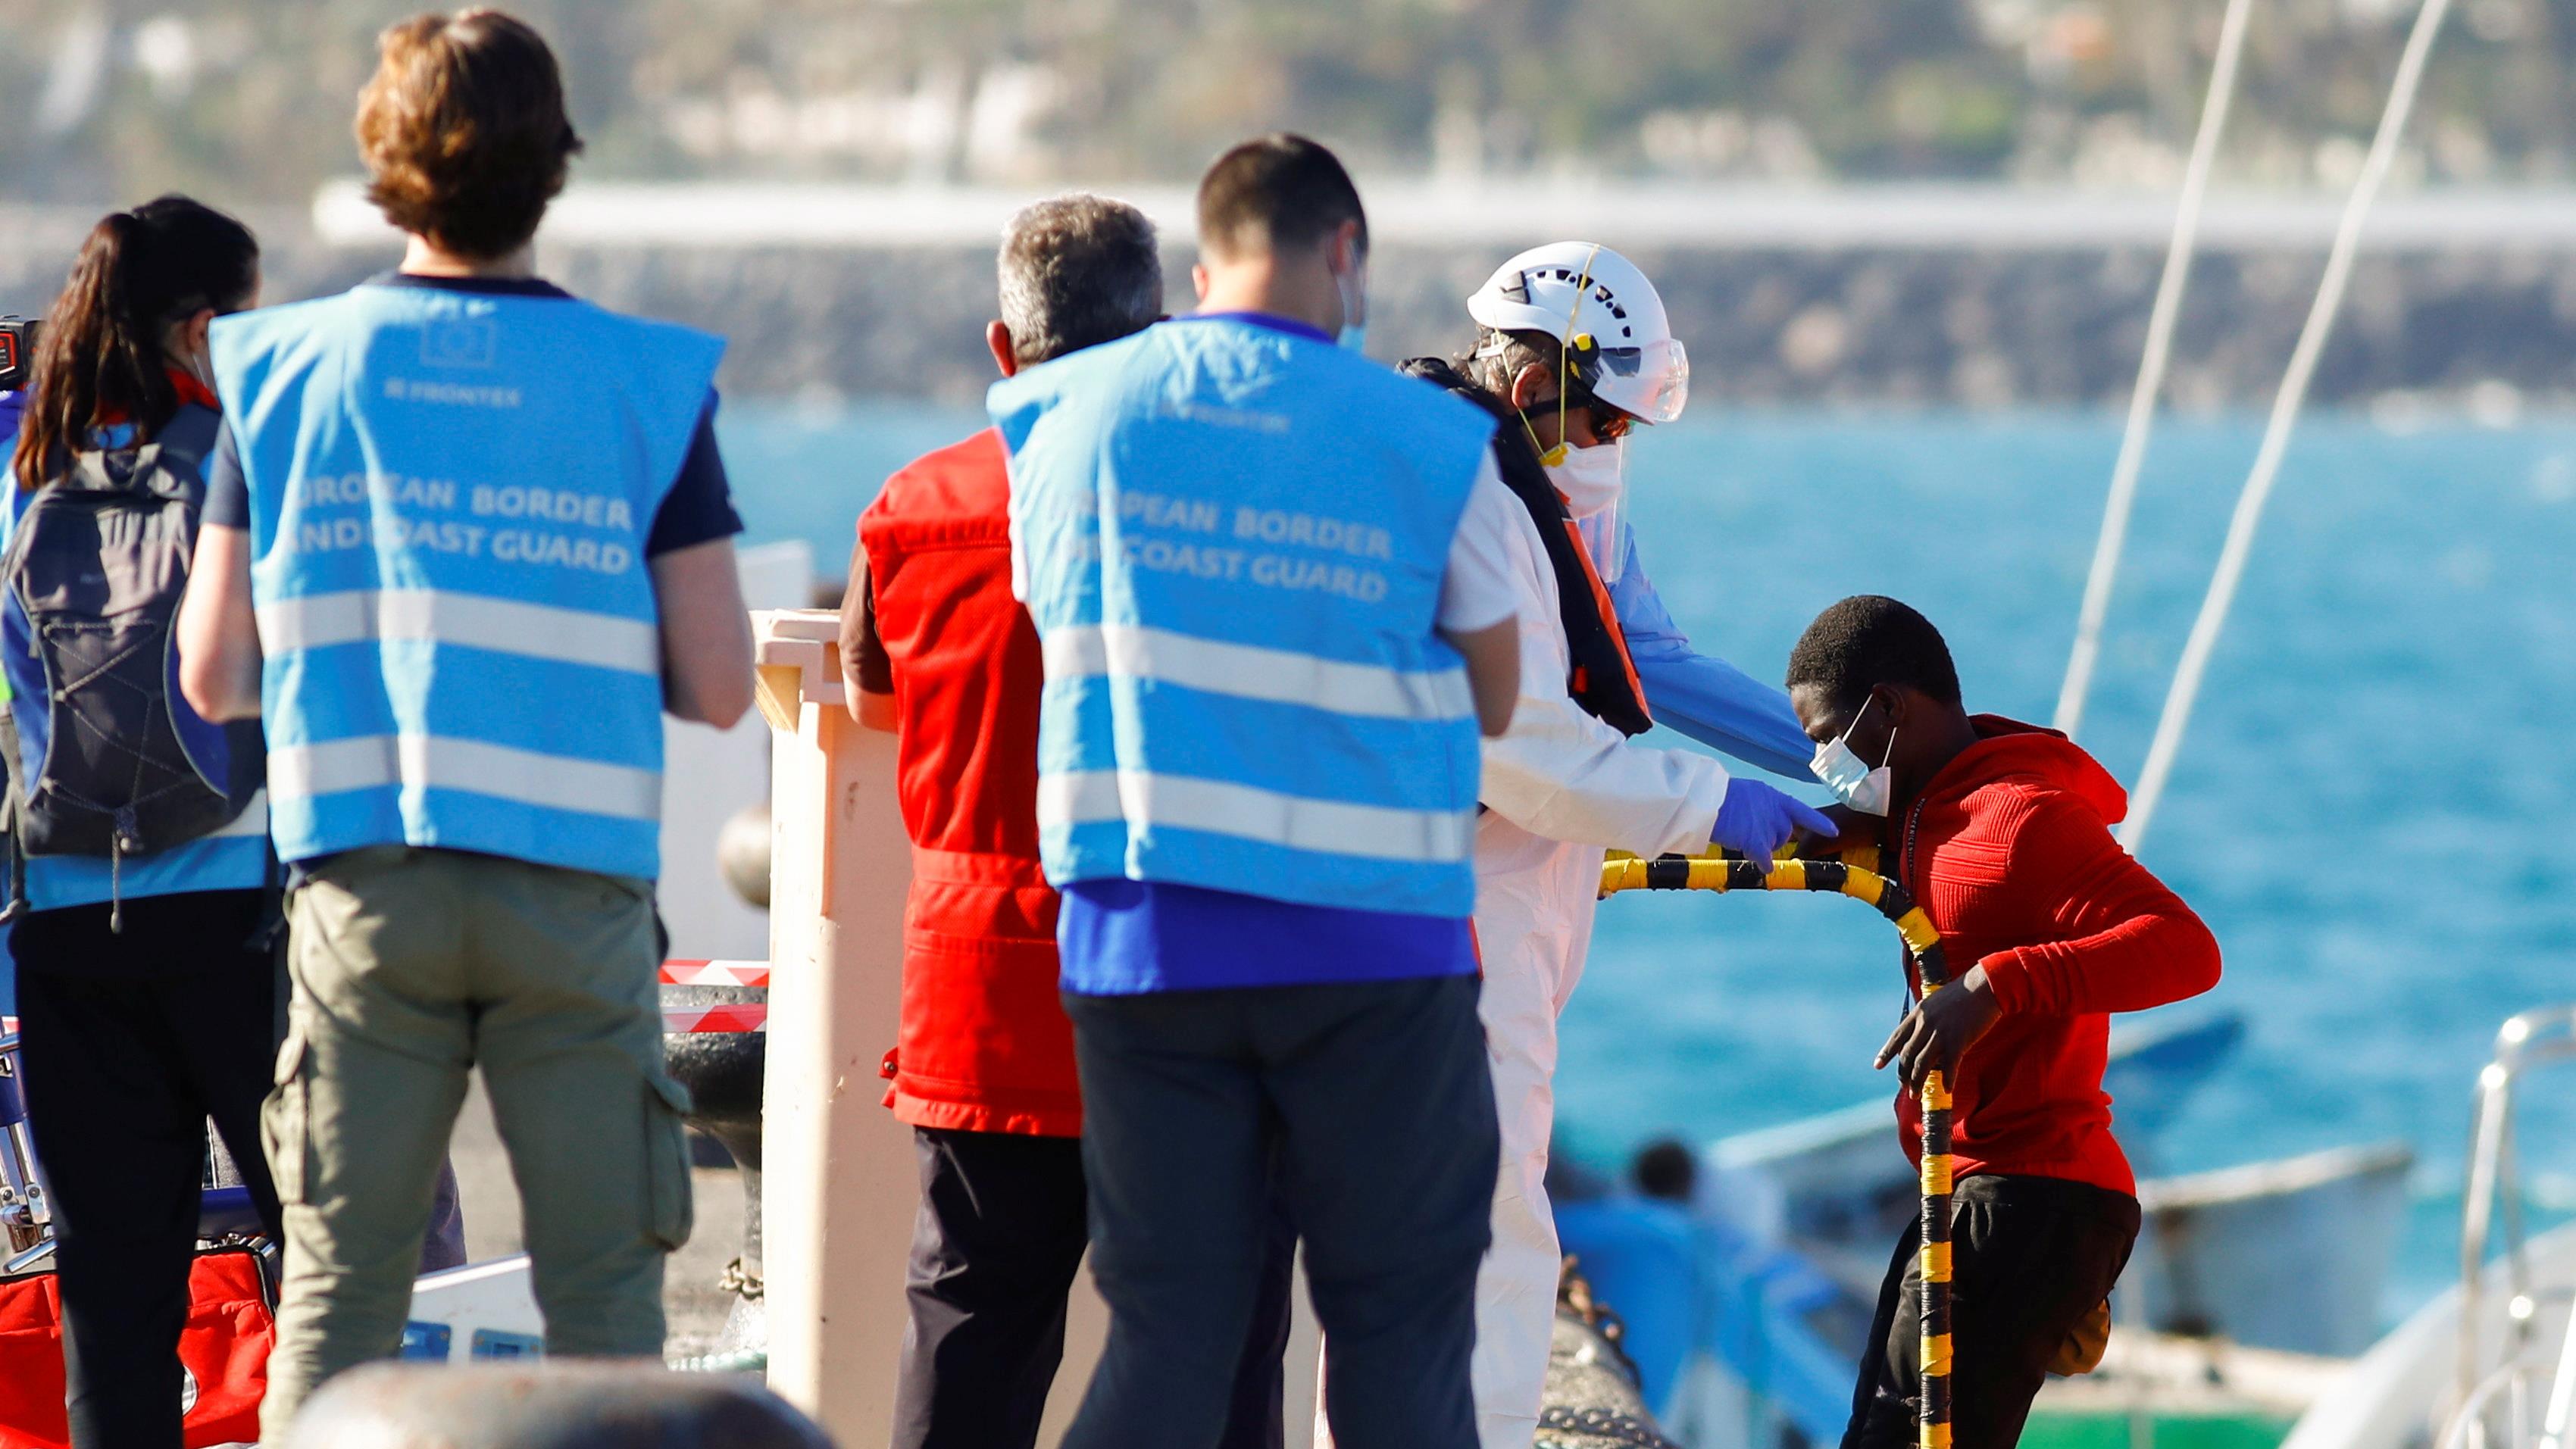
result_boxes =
[1710,779,1837,873]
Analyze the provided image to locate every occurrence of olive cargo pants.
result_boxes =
[258,847,692,1443]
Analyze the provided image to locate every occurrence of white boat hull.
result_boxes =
[2282,1219,2576,1449]
[2127,1141,2415,1357]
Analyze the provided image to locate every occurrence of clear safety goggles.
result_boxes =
[1593,336,1690,425]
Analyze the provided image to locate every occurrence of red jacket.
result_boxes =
[1888,716,2221,1196]
[858,428,1080,1137]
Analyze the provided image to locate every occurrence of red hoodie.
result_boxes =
[1887,715,2221,1198]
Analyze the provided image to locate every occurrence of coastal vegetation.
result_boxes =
[1,0,2568,202]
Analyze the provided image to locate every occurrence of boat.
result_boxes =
[2025,1328,2349,1448]
[2129,1141,2416,1359]
[1704,1013,2246,1260]
[1557,1010,2415,1446]
[2280,1004,2576,1449]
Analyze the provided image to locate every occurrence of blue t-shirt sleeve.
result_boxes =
[644,394,742,558]
[205,395,739,550]
[202,422,249,529]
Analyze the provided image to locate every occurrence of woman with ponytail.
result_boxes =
[1,198,277,1449]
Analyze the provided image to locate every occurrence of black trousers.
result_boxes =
[892,1126,1294,1449]
[1061,973,1499,1449]
[1843,1173,2142,1449]
[11,889,286,1449]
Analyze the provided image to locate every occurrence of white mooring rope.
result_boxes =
[2054,0,2257,742]
[2120,0,2456,852]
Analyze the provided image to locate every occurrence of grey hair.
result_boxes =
[997,193,1161,367]
[1465,326,1595,404]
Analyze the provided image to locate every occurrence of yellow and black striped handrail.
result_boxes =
[1599,846,1958,1449]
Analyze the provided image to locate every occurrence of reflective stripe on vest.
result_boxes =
[212,286,722,878]
[1036,769,1476,864]
[992,317,1493,918]
[267,735,661,820]
[255,589,660,675]
[1040,623,1472,723]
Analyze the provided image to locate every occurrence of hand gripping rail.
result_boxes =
[1599,848,1958,1449]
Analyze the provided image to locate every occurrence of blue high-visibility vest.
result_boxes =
[211,283,722,879]
[992,316,1494,918]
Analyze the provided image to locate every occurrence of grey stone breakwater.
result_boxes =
[7,205,2574,411]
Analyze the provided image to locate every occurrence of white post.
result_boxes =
[749,605,1118,1447]
[752,607,918,1441]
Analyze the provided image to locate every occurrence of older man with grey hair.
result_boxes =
[839,194,1290,1449]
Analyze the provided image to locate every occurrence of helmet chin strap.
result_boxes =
[1543,245,1605,467]
[1523,408,1567,470]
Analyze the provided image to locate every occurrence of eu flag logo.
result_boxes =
[421,317,497,369]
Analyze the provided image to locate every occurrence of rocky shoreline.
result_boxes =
[6,204,2572,411]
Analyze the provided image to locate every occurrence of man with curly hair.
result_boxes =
[175,11,756,1437]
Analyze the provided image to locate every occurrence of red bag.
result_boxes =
[0,1248,275,1448]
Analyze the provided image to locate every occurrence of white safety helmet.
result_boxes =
[1467,241,1689,425]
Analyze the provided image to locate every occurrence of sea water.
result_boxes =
[727,399,2576,1326]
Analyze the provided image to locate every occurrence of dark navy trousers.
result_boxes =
[1061,972,1498,1449]
[892,1125,1292,1449]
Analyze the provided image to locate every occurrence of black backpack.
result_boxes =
[0,402,265,923]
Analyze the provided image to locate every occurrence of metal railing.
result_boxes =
[2443,1006,2576,1449]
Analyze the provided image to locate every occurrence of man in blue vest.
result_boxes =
[173,12,755,1437]
[993,133,1521,1449]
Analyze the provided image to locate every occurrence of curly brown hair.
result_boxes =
[355,10,583,261]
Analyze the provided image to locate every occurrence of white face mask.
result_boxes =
[1811,695,1897,817]
[1545,437,1625,521]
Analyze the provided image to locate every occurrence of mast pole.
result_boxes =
[2055,0,2256,741]
[2122,0,2456,852]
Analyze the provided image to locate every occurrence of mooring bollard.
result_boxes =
[282,1361,831,1447]
[1540,1268,1685,1449]
[663,962,770,1360]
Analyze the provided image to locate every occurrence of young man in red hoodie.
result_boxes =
[841,194,1287,1449]
[1781,595,2223,1449]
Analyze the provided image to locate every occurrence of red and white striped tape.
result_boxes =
[660,960,769,1032]
[661,1004,767,1034]
[658,960,771,989]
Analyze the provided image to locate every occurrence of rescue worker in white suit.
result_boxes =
[1315,242,1834,1449]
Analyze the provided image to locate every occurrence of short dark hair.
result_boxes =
[358,9,583,260]
[1196,133,1368,261]
[998,194,1161,367]
[1785,595,1962,717]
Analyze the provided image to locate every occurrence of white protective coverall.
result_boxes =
[1312,489,1731,1449]
[1467,499,1732,1449]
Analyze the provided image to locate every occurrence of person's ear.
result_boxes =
[1329,220,1361,278]
[986,320,1018,379]
[174,308,217,364]
[1875,685,1921,752]
[1508,363,1552,412]
[1191,262,1211,304]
